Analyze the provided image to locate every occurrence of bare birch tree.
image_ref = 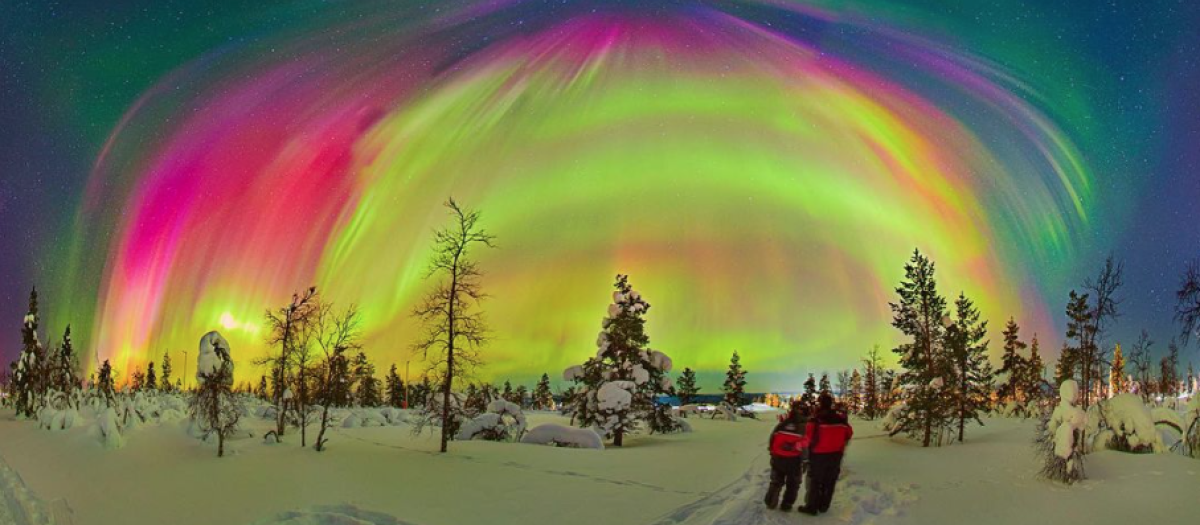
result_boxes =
[412,198,495,453]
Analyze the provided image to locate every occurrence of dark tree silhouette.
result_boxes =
[412,198,495,453]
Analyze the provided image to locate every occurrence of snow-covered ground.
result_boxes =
[0,409,1195,525]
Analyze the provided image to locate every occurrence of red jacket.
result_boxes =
[806,412,852,454]
[769,419,809,458]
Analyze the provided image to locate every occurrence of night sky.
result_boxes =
[1,0,1199,389]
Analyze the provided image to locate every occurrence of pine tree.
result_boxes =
[848,369,864,413]
[257,375,269,401]
[352,351,381,407]
[802,373,817,406]
[676,368,700,409]
[722,351,747,407]
[502,380,514,403]
[945,292,990,442]
[818,373,831,395]
[130,367,145,392]
[888,249,952,447]
[146,361,158,392]
[97,359,115,406]
[1161,340,1180,397]
[566,275,673,446]
[862,345,885,419]
[160,352,173,392]
[996,318,1028,405]
[385,364,406,408]
[532,373,553,410]
[1054,342,1075,386]
[51,325,79,394]
[1024,335,1045,403]
[1110,343,1127,395]
[1064,290,1092,401]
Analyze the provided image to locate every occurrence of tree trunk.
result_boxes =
[614,429,623,447]
[218,430,225,457]
[440,264,459,454]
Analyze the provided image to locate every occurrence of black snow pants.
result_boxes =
[804,452,843,513]
[765,456,804,510]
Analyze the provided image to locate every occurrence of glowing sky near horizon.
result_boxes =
[47,0,1098,390]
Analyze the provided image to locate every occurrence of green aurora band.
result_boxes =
[53,0,1093,390]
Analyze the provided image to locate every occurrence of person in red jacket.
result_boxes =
[799,393,853,515]
[764,401,810,511]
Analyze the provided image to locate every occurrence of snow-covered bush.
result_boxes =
[456,400,527,441]
[96,406,125,449]
[188,338,242,457]
[1182,395,1200,458]
[1096,394,1164,453]
[521,424,604,449]
[646,403,690,434]
[1039,380,1085,484]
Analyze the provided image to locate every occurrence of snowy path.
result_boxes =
[338,430,709,496]
[651,438,917,525]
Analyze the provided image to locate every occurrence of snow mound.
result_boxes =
[250,504,419,525]
[520,424,604,449]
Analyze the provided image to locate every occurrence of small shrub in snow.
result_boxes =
[1182,395,1200,458]
[1039,380,1086,484]
[521,424,604,449]
[1097,394,1164,453]
[456,400,527,441]
[646,403,690,434]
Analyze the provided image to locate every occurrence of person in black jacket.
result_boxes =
[764,401,809,511]
[799,393,854,515]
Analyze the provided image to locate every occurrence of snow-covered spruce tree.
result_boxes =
[96,359,116,406]
[1108,343,1126,395]
[722,351,747,408]
[412,198,495,453]
[945,292,990,442]
[888,249,953,447]
[188,339,241,458]
[818,373,831,396]
[532,373,553,410]
[996,318,1028,407]
[1038,379,1086,484]
[564,274,674,446]
[675,367,700,412]
[385,364,405,408]
[12,287,45,418]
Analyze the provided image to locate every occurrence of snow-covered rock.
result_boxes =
[520,424,604,449]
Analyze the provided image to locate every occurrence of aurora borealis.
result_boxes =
[3,1,1199,390]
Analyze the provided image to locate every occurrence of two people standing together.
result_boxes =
[764,393,853,515]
